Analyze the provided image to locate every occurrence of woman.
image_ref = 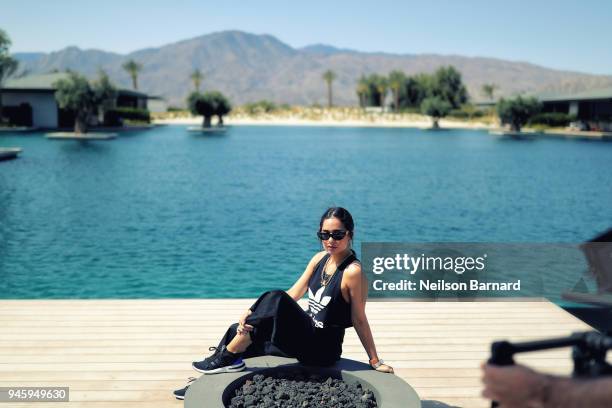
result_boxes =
[174,207,394,400]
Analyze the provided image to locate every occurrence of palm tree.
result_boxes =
[190,69,203,92]
[375,77,389,110]
[388,70,406,113]
[481,83,497,101]
[322,70,336,108]
[356,76,369,109]
[122,59,142,90]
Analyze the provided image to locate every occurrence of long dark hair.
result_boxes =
[319,207,355,239]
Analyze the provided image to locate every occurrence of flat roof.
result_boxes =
[2,73,149,98]
[2,72,67,91]
[540,87,612,102]
[473,88,612,105]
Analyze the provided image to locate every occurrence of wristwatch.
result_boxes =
[370,358,384,369]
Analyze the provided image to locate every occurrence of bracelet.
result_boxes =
[370,358,384,369]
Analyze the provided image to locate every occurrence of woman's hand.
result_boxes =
[370,358,394,373]
[374,363,394,374]
[237,309,253,336]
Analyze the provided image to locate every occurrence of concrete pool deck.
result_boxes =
[490,128,612,140]
[45,132,118,140]
[0,299,592,407]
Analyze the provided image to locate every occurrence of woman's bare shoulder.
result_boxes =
[344,261,363,278]
[310,251,327,265]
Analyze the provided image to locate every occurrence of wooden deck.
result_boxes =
[0,299,592,408]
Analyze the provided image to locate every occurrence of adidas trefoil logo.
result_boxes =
[308,287,331,315]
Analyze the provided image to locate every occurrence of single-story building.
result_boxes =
[540,88,612,129]
[0,73,151,128]
[475,88,612,130]
[146,95,168,113]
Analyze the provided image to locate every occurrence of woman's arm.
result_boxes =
[286,251,326,302]
[239,251,326,335]
[345,262,394,373]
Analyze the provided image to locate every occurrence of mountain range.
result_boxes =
[12,30,612,107]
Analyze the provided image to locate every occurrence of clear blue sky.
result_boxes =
[2,0,611,75]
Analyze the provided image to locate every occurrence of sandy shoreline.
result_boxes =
[154,116,495,130]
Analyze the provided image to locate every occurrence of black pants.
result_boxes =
[216,290,345,366]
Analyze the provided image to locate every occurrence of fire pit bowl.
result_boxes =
[184,356,421,408]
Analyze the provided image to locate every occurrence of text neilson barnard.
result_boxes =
[372,279,521,291]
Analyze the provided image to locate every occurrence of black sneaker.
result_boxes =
[192,345,245,374]
[173,377,197,400]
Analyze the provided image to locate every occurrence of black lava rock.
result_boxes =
[227,372,377,408]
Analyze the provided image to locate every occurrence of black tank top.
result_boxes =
[307,250,357,329]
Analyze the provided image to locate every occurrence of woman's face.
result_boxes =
[320,217,351,255]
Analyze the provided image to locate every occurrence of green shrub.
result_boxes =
[448,109,469,119]
[421,96,452,128]
[54,71,117,133]
[187,91,232,127]
[244,100,277,114]
[104,107,150,125]
[400,107,421,114]
[497,96,541,131]
[448,106,487,120]
[528,112,576,127]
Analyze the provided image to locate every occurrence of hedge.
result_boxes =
[528,112,576,127]
[104,107,151,125]
[447,108,486,119]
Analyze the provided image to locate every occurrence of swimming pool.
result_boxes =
[1,125,610,298]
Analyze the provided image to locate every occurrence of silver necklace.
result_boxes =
[321,251,352,286]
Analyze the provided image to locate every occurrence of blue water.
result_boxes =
[0,126,611,298]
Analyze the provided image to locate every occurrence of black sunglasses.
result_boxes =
[317,230,348,241]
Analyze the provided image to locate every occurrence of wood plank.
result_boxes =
[0,299,590,408]
[0,350,572,363]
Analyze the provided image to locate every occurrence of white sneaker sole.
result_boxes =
[192,362,246,374]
